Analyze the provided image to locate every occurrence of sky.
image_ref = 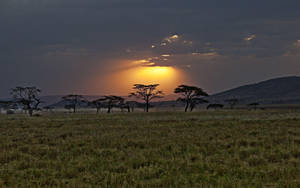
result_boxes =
[1,0,300,97]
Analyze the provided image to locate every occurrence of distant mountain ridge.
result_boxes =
[45,76,300,107]
[2,76,300,108]
[209,76,300,104]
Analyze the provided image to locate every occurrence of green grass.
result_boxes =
[1,110,300,187]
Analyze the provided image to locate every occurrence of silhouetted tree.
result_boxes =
[125,101,140,112]
[207,104,224,110]
[10,86,42,116]
[103,96,124,113]
[0,100,15,113]
[248,102,260,110]
[43,106,54,112]
[129,84,164,112]
[119,102,130,112]
[189,98,208,112]
[89,97,106,113]
[225,98,239,109]
[64,104,74,113]
[174,85,208,112]
[62,95,85,113]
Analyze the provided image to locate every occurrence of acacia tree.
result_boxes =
[64,104,74,113]
[119,101,130,113]
[0,101,15,113]
[125,101,140,112]
[89,97,106,113]
[129,84,164,112]
[174,85,208,112]
[10,86,42,116]
[62,94,85,113]
[43,106,54,112]
[189,98,208,112]
[248,102,260,110]
[225,98,239,109]
[103,96,124,113]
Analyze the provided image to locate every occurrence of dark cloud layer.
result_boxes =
[1,0,300,97]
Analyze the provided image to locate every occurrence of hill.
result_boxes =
[209,76,300,104]
[2,76,300,108]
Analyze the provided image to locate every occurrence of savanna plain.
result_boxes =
[1,110,300,187]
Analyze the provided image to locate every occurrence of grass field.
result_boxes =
[1,110,300,187]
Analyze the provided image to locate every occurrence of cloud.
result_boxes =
[244,34,256,42]
[1,0,300,96]
[191,52,219,58]
[163,34,180,43]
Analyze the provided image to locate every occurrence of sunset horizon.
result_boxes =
[2,1,300,187]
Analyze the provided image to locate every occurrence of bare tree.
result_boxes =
[10,86,42,116]
[62,95,85,113]
[174,85,208,112]
[129,84,164,112]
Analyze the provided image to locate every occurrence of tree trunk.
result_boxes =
[190,104,195,112]
[184,102,189,112]
[29,109,33,116]
[146,100,149,112]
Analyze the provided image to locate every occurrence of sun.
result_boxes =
[123,66,183,94]
[91,60,187,95]
[135,66,174,80]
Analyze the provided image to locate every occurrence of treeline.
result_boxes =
[0,84,260,116]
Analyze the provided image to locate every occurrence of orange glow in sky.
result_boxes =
[88,60,187,95]
[118,66,183,94]
[102,63,185,95]
[133,66,174,80]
